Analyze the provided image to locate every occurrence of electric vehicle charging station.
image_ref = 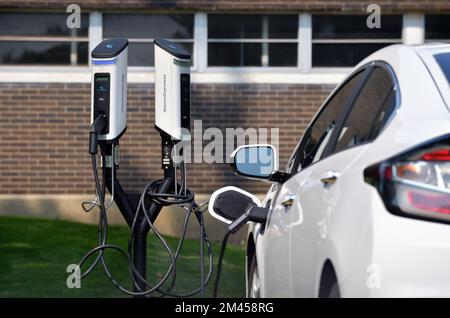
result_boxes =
[91,38,128,143]
[154,38,191,143]
[78,38,213,298]
[78,37,256,298]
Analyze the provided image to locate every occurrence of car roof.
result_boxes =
[350,44,450,164]
[414,44,450,113]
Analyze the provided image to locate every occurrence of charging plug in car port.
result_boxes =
[228,206,269,234]
[214,206,268,297]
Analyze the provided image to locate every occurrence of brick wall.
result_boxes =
[1,0,450,12]
[0,83,332,195]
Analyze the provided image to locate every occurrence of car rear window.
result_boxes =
[435,52,450,84]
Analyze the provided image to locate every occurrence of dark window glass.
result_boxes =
[312,15,402,67]
[128,42,152,67]
[313,15,402,39]
[333,67,395,153]
[299,71,363,169]
[268,15,298,39]
[286,141,301,173]
[208,43,261,67]
[0,13,88,65]
[426,15,450,40]
[209,14,297,39]
[269,43,297,66]
[209,15,262,39]
[128,42,192,67]
[0,41,88,65]
[104,14,194,39]
[435,53,450,83]
[370,89,396,139]
[0,13,88,37]
[313,43,393,67]
[208,14,298,67]
[104,14,194,67]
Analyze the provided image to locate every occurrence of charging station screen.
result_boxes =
[95,76,109,92]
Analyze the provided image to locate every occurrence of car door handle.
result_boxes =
[320,171,340,185]
[281,194,296,207]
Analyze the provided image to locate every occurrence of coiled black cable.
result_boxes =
[129,180,213,298]
[78,150,213,297]
[79,155,174,296]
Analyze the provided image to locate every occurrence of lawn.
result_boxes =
[0,216,246,298]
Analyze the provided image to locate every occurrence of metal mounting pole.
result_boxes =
[132,175,174,294]
[104,153,176,295]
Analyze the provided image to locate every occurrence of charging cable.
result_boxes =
[78,118,214,297]
[213,206,269,298]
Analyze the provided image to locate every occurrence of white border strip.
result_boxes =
[0,69,347,84]
[299,13,312,72]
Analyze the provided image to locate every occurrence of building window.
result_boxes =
[0,13,89,65]
[312,15,402,67]
[103,14,194,67]
[425,15,450,42]
[207,14,298,67]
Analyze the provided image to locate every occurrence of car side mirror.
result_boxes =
[230,144,289,183]
[208,186,261,224]
[231,144,277,179]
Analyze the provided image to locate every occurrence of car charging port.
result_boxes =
[214,205,269,297]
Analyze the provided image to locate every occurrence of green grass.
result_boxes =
[0,216,246,298]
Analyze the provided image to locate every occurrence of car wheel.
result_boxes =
[248,254,261,298]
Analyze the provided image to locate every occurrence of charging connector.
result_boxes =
[89,114,107,155]
[213,206,269,298]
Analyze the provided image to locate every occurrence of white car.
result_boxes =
[211,44,450,297]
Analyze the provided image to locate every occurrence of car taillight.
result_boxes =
[364,135,450,223]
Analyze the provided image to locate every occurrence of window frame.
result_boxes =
[289,61,400,177]
[289,66,371,174]
[0,11,89,66]
[329,64,398,154]
[311,14,403,68]
[0,11,431,84]
[206,13,300,69]
[102,12,196,70]
[323,61,400,157]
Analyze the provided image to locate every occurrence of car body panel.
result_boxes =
[247,44,450,298]
[415,44,450,113]
[261,180,294,297]
[298,144,371,297]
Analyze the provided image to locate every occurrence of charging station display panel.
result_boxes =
[180,73,190,130]
[94,73,110,134]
